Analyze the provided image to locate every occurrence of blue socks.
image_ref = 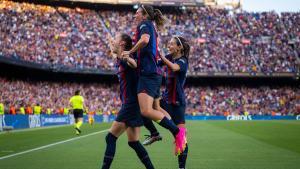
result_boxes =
[143,117,159,136]
[178,144,188,168]
[102,133,117,169]
[102,133,155,169]
[128,141,154,169]
[158,117,179,137]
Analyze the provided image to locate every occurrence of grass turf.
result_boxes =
[0,120,299,169]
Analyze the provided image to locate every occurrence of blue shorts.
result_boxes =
[115,103,143,127]
[160,99,186,125]
[137,74,162,99]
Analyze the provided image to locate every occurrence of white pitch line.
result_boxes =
[0,124,71,134]
[0,129,109,160]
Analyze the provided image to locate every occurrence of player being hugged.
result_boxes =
[101,33,154,169]
[122,5,187,155]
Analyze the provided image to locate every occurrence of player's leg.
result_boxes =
[177,124,189,169]
[101,121,126,169]
[138,75,186,154]
[142,98,168,146]
[171,105,188,167]
[138,93,187,155]
[127,127,154,169]
[142,116,159,137]
[153,98,171,119]
[177,123,188,169]
[142,116,162,146]
[138,93,179,136]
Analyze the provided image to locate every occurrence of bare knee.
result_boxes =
[152,104,159,110]
[140,108,153,117]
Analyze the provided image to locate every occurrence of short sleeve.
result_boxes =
[175,58,188,72]
[139,22,150,36]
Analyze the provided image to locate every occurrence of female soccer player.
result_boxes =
[159,36,190,168]
[142,36,190,168]
[122,5,186,155]
[101,33,154,169]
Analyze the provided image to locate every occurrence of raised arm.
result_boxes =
[160,55,180,72]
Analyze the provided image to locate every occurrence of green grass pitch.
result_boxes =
[0,121,300,169]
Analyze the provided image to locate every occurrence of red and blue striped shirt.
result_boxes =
[134,20,161,76]
[162,55,188,105]
[116,57,138,104]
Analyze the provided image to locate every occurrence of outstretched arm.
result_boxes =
[107,34,119,59]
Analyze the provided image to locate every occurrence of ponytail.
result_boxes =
[141,5,166,31]
[153,9,166,31]
[182,41,190,60]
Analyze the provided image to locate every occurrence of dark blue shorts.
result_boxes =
[115,103,143,127]
[137,74,162,99]
[160,99,186,125]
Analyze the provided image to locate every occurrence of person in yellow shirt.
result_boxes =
[19,105,25,115]
[83,107,88,116]
[97,109,103,115]
[69,90,86,135]
[63,107,69,115]
[33,104,42,115]
[0,102,4,115]
[45,108,50,115]
[244,110,249,116]
[111,109,117,116]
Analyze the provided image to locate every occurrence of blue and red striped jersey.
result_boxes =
[134,20,160,76]
[116,57,138,104]
[162,55,188,105]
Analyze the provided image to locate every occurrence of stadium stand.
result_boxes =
[0,0,299,73]
[0,0,299,117]
[0,78,299,116]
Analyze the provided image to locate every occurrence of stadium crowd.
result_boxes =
[0,1,299,73]
[0,1,114,70]
[0,78,299,116]
[186,86,299,116]
[0,78,121,115]
[281,12,300,38]
[236,12,298,72]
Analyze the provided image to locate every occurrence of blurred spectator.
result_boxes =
[0,78,121,115]
[0,78,298,116]
[185,86,299,116]
[0,1,298,73]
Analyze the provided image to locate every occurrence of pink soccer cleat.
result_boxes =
[174,127,187,155]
